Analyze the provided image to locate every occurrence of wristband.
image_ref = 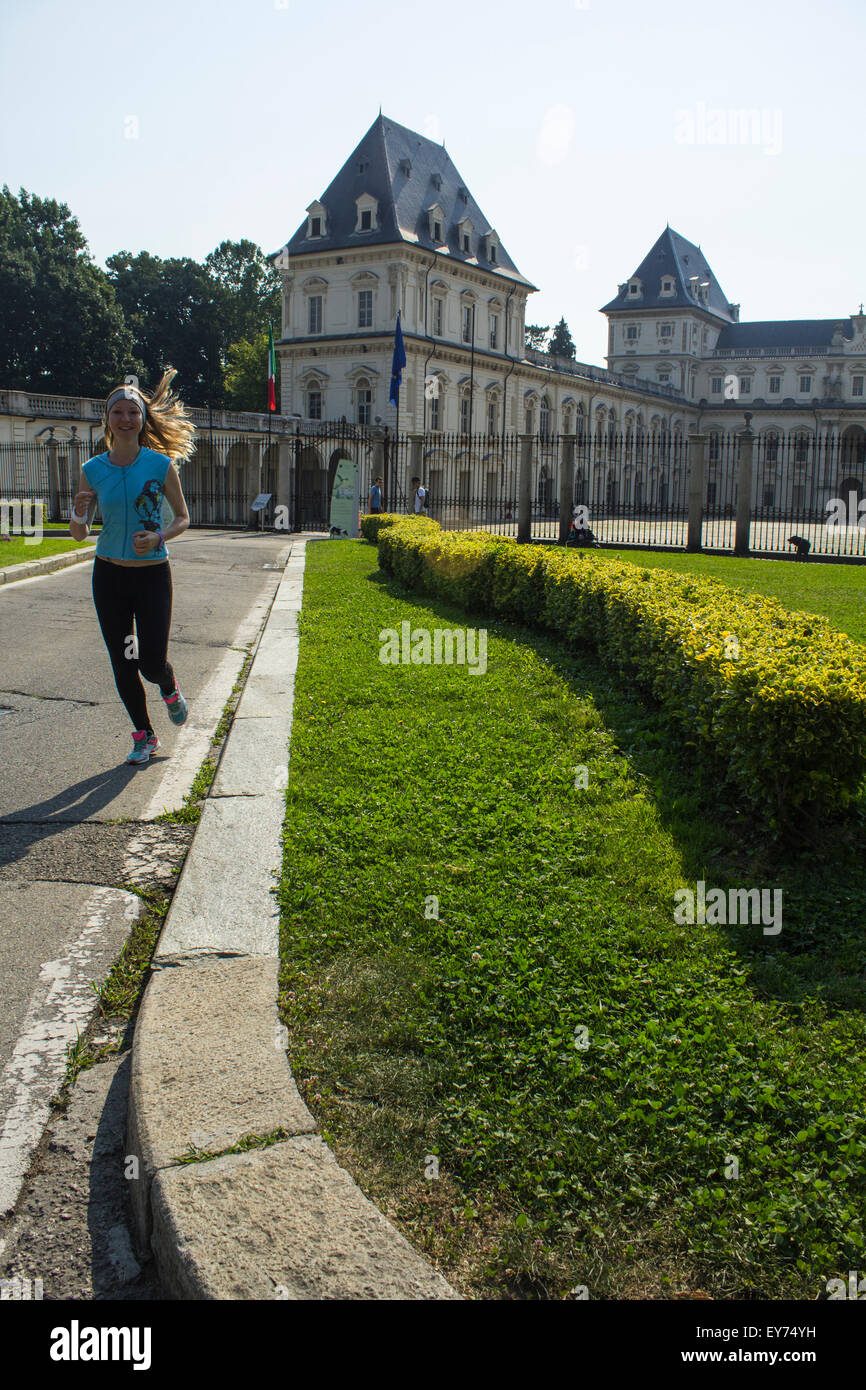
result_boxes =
[156,530,165,548]
[71,509,89,526]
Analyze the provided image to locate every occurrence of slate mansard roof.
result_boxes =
[600,227,735,321]
[274,114,537,290]
[712,320,855,352]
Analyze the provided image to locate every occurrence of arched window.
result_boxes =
[540,395,551,440]
[356,377,372,426]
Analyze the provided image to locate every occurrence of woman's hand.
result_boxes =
[73,488,96,516]
[132,530,160,555]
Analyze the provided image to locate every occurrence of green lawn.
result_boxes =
[277,539,866,1301]
[0,525,94,566]
[600,547,866,645]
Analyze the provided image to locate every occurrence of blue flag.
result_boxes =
[389,313,406,408]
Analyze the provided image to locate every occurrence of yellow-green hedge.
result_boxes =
[359,512,440,545]
[370,519,866,823]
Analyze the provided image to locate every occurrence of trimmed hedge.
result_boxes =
[369,519,866,824]
[359,512,440,545]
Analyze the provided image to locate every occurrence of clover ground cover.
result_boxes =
[277,539,866,1300]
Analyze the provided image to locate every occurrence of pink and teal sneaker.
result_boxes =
[162,685,188,726]
[126,730,152,765]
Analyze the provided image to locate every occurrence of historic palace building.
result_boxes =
[270,114,866,513]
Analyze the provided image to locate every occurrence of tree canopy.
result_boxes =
[524,323,550,351]
[0,186,282,411]
[549,316,576,359]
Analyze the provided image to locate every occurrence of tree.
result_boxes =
[204,239,281,349]
[549,317,576,359]
[224,328,280,414]
[105,251,227,407]
[0,186,139,395]
[525,323,551,351]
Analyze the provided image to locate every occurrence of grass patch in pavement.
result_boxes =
[601,548,866,645]
[55,884,170,1106]
[276,539,866,1301]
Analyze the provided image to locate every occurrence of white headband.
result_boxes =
[106,386,146,424]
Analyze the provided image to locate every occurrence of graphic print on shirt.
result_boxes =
[134,478,165,532]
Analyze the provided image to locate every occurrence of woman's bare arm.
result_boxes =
[160,463,190,541]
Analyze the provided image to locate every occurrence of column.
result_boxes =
[517,435,533,544]
[687,430,706,552]
[734,414,754,556]
[559,436,575,544]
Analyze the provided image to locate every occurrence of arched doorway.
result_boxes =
[297,446,328,530]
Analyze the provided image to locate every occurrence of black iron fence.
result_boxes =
[3,425,865,558]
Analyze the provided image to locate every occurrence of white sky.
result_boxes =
[2,0,863,365]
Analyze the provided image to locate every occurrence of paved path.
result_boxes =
[0,530,289,1232]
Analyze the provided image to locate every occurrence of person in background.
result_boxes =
[411,476,427,514]
[368,475,384,514]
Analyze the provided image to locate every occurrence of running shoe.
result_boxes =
[126,730,151,764]
[162,686,188,725]
[145,732,160,755]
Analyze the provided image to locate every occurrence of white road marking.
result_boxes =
[139,593,275,820]
[0,886,138,1221]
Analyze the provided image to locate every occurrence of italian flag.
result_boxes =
[267,325,276,411]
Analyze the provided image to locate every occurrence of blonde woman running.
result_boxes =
[69,369,196,766]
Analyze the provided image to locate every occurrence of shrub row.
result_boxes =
[368,518,866,823]
[359,512,439,545]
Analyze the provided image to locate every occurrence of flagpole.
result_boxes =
[265,326,273,534]
[395,311,400,513]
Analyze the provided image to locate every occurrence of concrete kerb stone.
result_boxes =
[151,1139,460,1300]
[211,715,294,798]
[128,539,463,1299]
[0,546,95,585]
[127,954,317,1251]
[152,794,285,960]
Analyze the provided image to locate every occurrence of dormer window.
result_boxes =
[354,194,378,234]
[483,229,500,265]
[458,216,474,256]
[431,173,442,191]
[305,201,327,239]
[398,158,411,177]
[428,203,446,244]
[627,279,642,297]
[660,277,675,295]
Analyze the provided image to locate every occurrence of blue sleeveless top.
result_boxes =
[82,448,173,562]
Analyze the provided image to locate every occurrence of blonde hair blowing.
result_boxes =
[103,367,197,462]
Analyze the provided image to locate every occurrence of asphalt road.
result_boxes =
[0,528,293,1259]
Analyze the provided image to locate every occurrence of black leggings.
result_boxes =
[92,557,177,734]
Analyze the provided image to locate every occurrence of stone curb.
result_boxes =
[0,544,95,584]
[127,539,461,1300]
